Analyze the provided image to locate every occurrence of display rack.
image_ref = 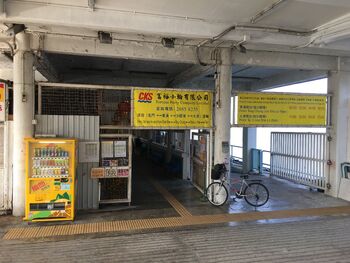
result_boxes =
[98,134,132,205]
[24,138,77,221]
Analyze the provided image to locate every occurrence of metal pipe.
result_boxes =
[236,24,317,36]
[250,0,289,24]
[0,41,14,56]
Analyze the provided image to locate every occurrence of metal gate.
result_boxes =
[191,132,211,193]
[270,132,329,190]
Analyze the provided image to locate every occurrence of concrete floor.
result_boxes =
[75,159,349,221]
[1,156,350,261]
[1,156,348,228]
[2,215,350,262]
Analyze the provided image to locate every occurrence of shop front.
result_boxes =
[22,83,214,221]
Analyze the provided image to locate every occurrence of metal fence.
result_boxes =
[270,132,328,189]
[39,84,131,126]
[261,150,271,170]
[36,115,100,210]
[230,145,243,162]
[230,145,243,172]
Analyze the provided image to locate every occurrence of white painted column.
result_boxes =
[182,130,191,180]
[214,48,232,169]
[12,32,34,216]
[242,127,257,173]
[327,70,350,199]
[165,131,173,163]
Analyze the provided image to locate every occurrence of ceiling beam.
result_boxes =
[339,57,350,72]
[5,0,350,56]
[30,33,343,72]
[60,68,167,83]
[167,64,214,87]
[176,78,215,90]
[0,0,299,45]
[33,53,60,82]
[30,34,214,65]
[245,70,327,91]
[233,49,338,71]
[62,73,168,87]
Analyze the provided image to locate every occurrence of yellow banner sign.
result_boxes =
[237,93,327,126]
[133,89,212,128]
[0,83,4,102]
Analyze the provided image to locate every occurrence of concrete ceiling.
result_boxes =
[43,53,193,87]
[48,54,289,82]
[0,0,341,89]
[46,53,192,78]
[35,53,313,91]
[2,0,350,53]
[232,66,289,82]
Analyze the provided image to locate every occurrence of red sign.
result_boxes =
[0,83,4,122]
[31,181,50,192]
[137,92,153,103]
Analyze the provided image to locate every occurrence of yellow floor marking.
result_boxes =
[148,177,192,217]
[4,206,350,240]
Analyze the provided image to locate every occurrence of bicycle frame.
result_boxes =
[232,179,250,197]
[206,168,269,207]
[220,172,262,197]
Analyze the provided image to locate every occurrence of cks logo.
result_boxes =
[138,92,153,103]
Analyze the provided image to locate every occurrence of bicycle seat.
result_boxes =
[240,175,249,179]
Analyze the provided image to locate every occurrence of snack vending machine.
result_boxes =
[24,138,77,222]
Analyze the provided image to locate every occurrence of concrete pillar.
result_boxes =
[214,48,232,169]
[327,71,350,197]
[147,130,153,158]
[165,131,173,163]
[242,127,257,173]
[182,130,191,180]
[12,32,34,216]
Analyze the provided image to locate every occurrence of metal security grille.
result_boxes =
[270,132,328,190]
[41,88,99,115]
[98,90,130,125]
[40,86,131,125]
[100,178,128,200]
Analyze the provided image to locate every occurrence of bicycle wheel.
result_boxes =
[206,182,228,206]
[243,182,269,207]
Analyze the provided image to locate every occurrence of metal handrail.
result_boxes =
[261,149,271,169]
[230,145,243,162]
